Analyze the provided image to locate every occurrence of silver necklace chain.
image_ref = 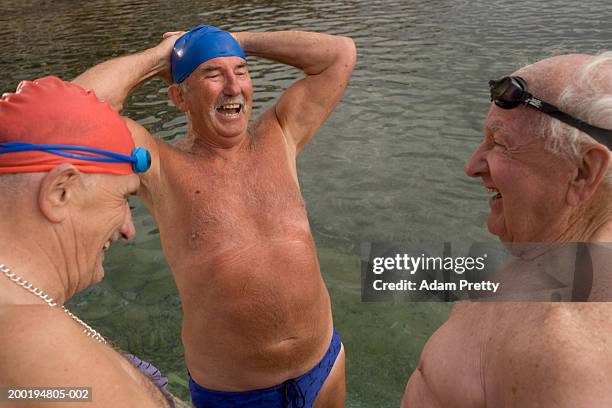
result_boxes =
[0,263,107,344]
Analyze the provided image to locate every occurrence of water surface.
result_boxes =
[1,1,610,406]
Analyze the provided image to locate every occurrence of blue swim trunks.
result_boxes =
[189,330,342,408]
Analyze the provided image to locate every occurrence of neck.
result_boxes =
[505,190,612,257]
[181,114,250,152]
[185,129,251,157]
[0,220,69,307]
[563,188,612,242]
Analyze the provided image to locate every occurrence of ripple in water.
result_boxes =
[1,1,610,405]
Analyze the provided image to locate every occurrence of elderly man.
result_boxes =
[402,52,612,407]
[0,76,173,407]
[73,25,356,407]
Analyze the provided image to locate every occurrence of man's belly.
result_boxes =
[170,236,333,391]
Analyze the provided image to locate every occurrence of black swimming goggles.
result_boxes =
[489,76,612,149]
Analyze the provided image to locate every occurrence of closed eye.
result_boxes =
[235,64,249,76]
[126,196,135,210]
[487,131,507,150]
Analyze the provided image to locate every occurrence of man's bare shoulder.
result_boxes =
[492,303,612,357]
[487,303,612,406]
[0,305,101,379]
[252,107,295,153]
[0,305,167,407]
[122,117,163,176]
[0,304,73,346]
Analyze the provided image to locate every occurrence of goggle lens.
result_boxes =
[486,75,612,148]
[489,76,525,109]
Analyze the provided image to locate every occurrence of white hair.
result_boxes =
[543,52,612,162]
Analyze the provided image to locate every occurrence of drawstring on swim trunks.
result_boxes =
[282,379,305,408]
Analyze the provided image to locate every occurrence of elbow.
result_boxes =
[100,95,124,112]
[96,95,123,114]
[338,36,357,70]
[105,101,124,112]
[325,36,356,79]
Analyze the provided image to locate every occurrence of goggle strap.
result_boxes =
[0,142,133,162]
[490,76,612,149]
[0,142,151,174]
[37,149,128,163]
[529,101,612,148]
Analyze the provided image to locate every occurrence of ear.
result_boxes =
[168,84,188,112]
[566,144,611,206]
[38,163,81,223]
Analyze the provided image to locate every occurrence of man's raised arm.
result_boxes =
[71,34,182,197]
[234,31,356,152]
[72,33,180,112]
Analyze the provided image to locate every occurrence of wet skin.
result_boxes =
[125,49,353,398]
[73,31,356,404]
[402,54,612,407]
[133,115,336,391]
[0,170,169,408]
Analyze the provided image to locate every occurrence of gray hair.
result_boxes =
[0,173,37,196]
[543,52,612,163]
[0,173,43,209]
[0,171,95,205]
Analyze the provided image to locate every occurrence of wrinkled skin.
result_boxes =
[403,54,612,408]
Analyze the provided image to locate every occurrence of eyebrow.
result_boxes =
[201,66,222,73]
[199,63,248,74]
[485,120,505,133]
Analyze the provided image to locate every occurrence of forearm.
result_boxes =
[72,47,167,112]
[233,31,355,76]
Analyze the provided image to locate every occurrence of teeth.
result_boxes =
[221,103,240,109]
[486,186,502,199]
[103,241,111,251]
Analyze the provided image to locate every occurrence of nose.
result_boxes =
[224,72,241,96]
[465,142,489,177]
[119,206,136,243]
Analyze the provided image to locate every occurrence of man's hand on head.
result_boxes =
[72,29,186,112]
[229,32,243,49]
[155,31,185,85]
[163,31,184,39]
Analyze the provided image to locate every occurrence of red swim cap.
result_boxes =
[0,76,135,175]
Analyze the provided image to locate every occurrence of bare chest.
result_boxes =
[412,304,489,408]
[153,139,310,257]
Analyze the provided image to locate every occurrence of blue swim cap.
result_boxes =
[171,25,247,84]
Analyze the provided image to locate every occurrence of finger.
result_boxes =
[163,31,184,39]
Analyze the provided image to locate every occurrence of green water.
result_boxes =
[1,0,609,406]
[74,240,450,405]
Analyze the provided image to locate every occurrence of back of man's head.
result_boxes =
[0,76,144,224]
[0,76,136,175]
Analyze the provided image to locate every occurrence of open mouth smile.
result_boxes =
[487,186,502,200]
[102,235,118,253]
[216,103,242,116]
